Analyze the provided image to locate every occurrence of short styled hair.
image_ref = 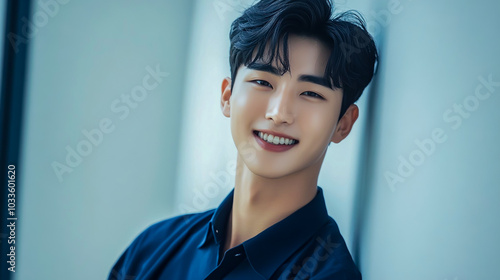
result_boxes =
[229,0,378,119]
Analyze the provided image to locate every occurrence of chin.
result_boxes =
[245,160,302,179]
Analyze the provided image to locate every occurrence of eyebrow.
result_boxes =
[247,62,281,75]
[298,75,331,89]
[246,62,333,90]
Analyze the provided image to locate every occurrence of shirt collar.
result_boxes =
[197,188,234,248]
[198,186,330,279]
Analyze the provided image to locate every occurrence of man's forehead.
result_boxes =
[246,56,329,78]
[247,59,286,75]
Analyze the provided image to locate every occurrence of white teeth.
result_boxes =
[256,131,296,145]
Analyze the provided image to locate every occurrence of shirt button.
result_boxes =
[234,253,241,257]
[215,229,219,233]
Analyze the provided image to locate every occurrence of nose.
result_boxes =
[265,88,294,125]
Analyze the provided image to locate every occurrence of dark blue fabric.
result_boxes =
[109,187,361,280]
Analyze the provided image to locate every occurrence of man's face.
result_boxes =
[221,35,357,179]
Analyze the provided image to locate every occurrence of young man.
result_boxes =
[109,0,377,279]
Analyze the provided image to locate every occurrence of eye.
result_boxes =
[301,91,325,100]
[252,80,273,88]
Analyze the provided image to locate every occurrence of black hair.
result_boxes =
[229,0,378,119]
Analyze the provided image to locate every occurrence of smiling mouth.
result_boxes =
[253,130,299,146]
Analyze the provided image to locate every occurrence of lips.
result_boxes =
[253,130,299,143]
[252,130,299,152]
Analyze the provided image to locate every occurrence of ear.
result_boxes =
[220,77,232,118]
[331,104,359,144]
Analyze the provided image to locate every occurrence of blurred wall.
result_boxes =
[17,0,193,279]
[358,0,500,279]
[172,0,244,217]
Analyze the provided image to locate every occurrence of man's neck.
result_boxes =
[221,154,323,253]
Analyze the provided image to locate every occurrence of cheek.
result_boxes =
[230,88,266,135]
[232,87,266,118]
[300,105,339,140]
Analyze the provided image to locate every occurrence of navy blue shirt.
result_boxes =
[109,187,361,279]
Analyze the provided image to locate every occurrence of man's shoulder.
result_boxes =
[109,209,216,279]
[135,208,215,246]
[115,210,214,263]
[316,217,355,258]
[308,216,361,279]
